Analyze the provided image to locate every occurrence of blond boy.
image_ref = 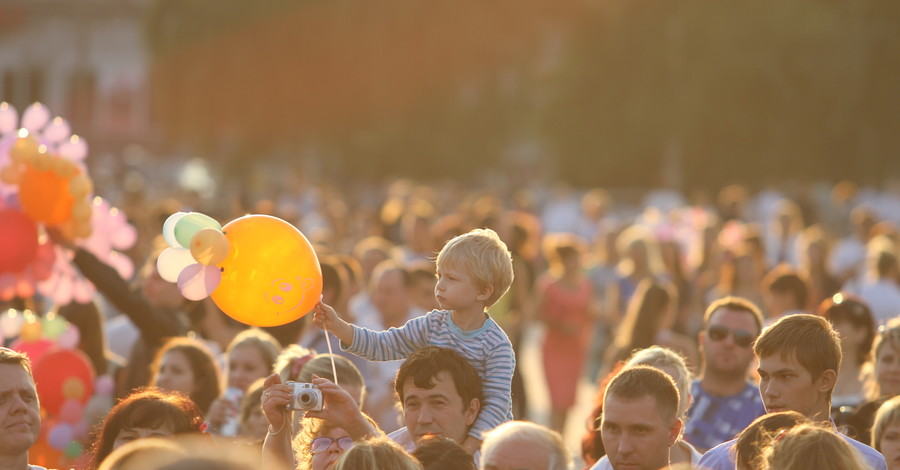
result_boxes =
[314,228,515,453]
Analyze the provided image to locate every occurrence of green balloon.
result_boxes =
[174,213,222,248]
[64,441,83,458]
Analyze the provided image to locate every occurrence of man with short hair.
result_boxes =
[683,297,766,452]
[0,347,45,470]
[762,265,809,321]
[389,346,483,453]
[356,260,417,432]
[480,421,570,470]
[598,366,682,470]
[697,314,887,470]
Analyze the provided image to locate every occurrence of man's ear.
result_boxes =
[668,418,682,447]
[464,398,480,427]
[477,285,494,303]
[698,329,706,353]
[816,369,838,394]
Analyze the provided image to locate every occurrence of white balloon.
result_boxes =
[0,310,25,339]
[162,212,188,248]
[156,247,195,283]
[21,103,50,132]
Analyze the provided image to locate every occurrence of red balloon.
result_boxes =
[10,338,55,366]
[33,349,95,416]
[0,208,39,274]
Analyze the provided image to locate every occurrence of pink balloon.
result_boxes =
[94,375,115,397]
[59,399,84,424]
[10,338,55,366]
[58,135,87,160]
[57,325,80,350]
[21,103,50,133]
[42,117,71,144]
[177,264,221,301]
[0,102,18,134]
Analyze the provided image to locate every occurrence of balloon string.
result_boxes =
[323,324,339,386]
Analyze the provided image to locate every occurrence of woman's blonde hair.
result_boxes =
[762,423,867,470]
[226,328,282,376]
[625,346,692,420]
[292,415,383,470]
[333,436,422,470]
[873,395,900,452]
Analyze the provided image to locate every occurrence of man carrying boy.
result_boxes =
[314,228,516,453]
[696,314,886,470]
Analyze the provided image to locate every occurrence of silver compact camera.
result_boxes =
[285,381,323,411]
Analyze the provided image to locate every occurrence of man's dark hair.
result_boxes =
[763,265,809,310]
[703,296,764,334]
[603,365,679,423]
[394,346,483,408]
[412,435,476,470]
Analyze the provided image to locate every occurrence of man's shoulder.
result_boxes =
[697,438,735,470]
[841,434,887,469]
[387,426,417,453]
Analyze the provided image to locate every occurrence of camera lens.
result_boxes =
[299,391,313,405]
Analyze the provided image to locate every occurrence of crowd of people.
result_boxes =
[3,176,900,470]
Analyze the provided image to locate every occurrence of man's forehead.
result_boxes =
[757,353,805,373]
[602,394,666,423]
[0,363,35,389]
[402,371,459,399]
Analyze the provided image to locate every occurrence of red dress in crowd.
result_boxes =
[539,276,594,409]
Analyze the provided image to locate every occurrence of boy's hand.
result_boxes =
[461,435,482,455]
[313,301,354,345]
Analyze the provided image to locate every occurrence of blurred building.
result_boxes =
[0,0,156,153]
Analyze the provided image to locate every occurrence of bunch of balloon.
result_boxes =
[156,212,323,327]
[0,102,93,300]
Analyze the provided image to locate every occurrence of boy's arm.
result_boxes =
[467,337,515,441]
[344,314,431,361]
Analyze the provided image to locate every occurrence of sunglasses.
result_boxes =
[707,325,755,348]
[311,436,354,454]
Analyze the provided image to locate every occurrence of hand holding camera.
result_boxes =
[285,381,323,412]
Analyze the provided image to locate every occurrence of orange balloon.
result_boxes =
[19,166,74,225]
[211,215,322,327]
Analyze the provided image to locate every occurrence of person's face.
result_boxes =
[228,345,268,392]
[310,426,351,470]
[481,438,550,470]
[876,344,900,397]
[372,270,410,321]
[831,320,866,354]
[601,394,680,470]
[412,276,439,312]
[757,353,833,419]
[699,308,758,378]
[0,364,40,456]
[401,370,478,445]
[153,350,197,396]
[141,265,183,309]
[880,421,900,470]
[112,422,175,450]
[239,405,269,441]
[435,263,486,313]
